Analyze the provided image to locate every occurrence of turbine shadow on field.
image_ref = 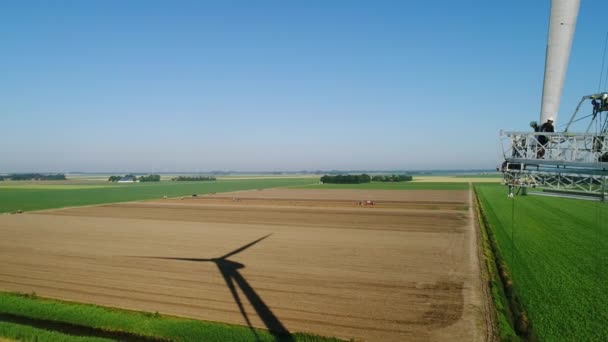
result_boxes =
[139,234,293,341]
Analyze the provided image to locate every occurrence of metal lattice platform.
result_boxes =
[499,131,608,200]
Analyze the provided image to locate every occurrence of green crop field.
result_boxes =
[453,173,502,178]
[476,184,608,341]
[0,178,316,214]
[0,292,339,342]
[294,182,469,190]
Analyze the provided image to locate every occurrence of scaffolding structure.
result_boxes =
[500,131,608,200]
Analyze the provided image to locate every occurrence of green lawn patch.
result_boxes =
[453,173,502,178]
[294,182,468,190]
[0,292,341,342]
[0,185,115,190]
[475,183,608,341]
[0,178,316,213]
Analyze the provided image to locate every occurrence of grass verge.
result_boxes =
[0,292,342,342]
[0,320,113,342]
[474,188,524,341]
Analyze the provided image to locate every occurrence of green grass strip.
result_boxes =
[453,174,502,178]
[474,188,522,341]
[0,320,113,342]
[0,292,342,342]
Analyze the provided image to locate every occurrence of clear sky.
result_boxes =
[1,0,606,172]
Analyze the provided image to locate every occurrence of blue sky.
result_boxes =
[1,0,606,172]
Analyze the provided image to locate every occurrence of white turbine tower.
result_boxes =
[499,0,608,200]
[540,0,580,125]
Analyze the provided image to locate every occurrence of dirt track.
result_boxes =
[0,189,487,341]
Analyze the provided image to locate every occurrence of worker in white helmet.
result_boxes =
[542,117,555,132]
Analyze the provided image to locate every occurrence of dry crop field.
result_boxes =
[0,188,488,341]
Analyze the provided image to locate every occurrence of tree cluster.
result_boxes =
[371,174,413,182]
[108,174,139,182]
[138,174,161,182]
[171,176,217,182]
[320,174,371,184]
[7,173,66,181]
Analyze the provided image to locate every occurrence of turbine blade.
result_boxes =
[220,234,272,260]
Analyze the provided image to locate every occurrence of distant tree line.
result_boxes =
[6,173,66,181]
[172,176,216,182]
[371,174,413,182]
[138,174,161,182]
[108,175,122,182]
[320,174,371,184]
[108,174,156,182]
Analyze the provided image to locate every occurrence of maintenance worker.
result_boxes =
[537,117,555,158]
[592,99,601,115]
[541,117,555,133]
[523,121,539,158]
[530,121,539,132]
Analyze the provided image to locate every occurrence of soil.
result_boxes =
[0,188,488,341]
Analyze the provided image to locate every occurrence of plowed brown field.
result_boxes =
[0,189,487,341]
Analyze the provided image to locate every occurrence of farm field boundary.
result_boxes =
[474,188,526,341]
